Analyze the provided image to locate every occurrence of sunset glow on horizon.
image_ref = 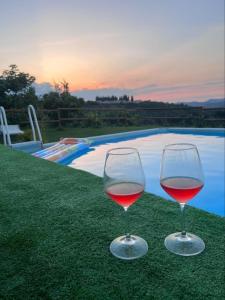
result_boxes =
[0,0,224,101]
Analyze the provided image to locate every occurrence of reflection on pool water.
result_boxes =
[69,132,225,217]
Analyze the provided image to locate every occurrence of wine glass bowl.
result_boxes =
[160,143,205,256]
[104,147,148,260]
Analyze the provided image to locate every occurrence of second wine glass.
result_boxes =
[160,143,205,256]
[104,147,148,260]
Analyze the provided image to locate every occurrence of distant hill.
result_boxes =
[183,98,225,108]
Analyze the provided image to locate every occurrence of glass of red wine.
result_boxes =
[104,147,148,260]
[160,143,205,256]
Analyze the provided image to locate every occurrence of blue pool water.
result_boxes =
[69,129,225,217]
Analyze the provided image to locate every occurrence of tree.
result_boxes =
[0,64,35,95]
[53,79,70,94]
[0,65,37,108]
[119,95,129,103]
[53,81,61,93]
[41,92,62,109]
[60,79,69,94]
[41,91,84,109]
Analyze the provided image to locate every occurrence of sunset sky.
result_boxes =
[0,0,224,101]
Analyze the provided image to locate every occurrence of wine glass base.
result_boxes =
[110,235,148,260]
[164,232,205,256]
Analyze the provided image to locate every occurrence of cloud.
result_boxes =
[203,80,225,87]
[71,79,224,101]
[32,82,53,95]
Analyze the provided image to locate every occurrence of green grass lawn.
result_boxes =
[0,145,224,299]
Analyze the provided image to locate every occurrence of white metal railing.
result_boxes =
[0,106,12,146]
[28,105,43,144]
[0,105,43,149]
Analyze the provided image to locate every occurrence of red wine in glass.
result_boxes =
[106,182,144,210]
[160,177,204,204]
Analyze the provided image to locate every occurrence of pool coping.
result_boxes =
[85,127,225,145]
[43,127,224,149]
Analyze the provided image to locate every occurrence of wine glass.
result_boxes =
[104,147,148,260]
[160,143,205,256]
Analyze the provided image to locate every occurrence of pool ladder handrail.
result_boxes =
[28,104,43,145]
[0,106,12,146]
[0,105,43,148]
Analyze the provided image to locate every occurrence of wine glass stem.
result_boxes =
[124,209,131,240]
[180,203,186,236]
[125,233,131,240]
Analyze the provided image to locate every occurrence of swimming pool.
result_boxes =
[69,128,225,217]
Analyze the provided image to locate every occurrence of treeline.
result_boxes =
[96,95,134,103]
